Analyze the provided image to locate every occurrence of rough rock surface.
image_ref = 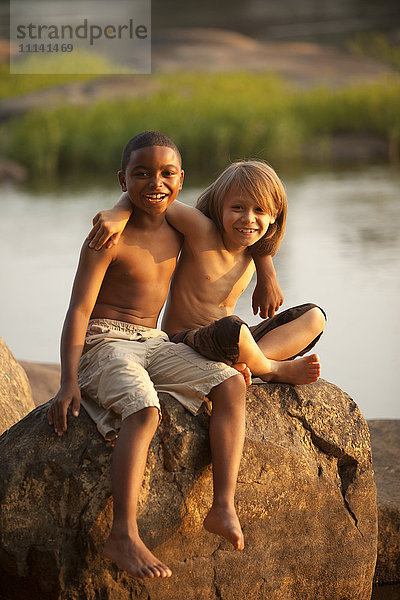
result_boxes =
[0,337,35,436]
[152,29,394,85]
[0,380,377,600]
[369,420,400,584]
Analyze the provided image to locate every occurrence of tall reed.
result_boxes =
[1,72,399,180]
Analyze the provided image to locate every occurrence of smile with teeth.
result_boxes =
[144,193,168,203]
[236,227,257,233]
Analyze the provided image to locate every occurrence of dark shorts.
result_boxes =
[169,303,327,366]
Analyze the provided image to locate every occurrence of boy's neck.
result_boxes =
[129,207,168,231]
[221,233,248,257]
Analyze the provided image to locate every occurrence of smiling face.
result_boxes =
[221,186,275,251]
[118,145,184,216]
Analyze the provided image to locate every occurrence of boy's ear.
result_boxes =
[118,170,127,191]
[179,169,184,190]
[270,210,279,224]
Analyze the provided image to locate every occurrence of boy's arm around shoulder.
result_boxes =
[251,254,283,318]
[87,197,213,251]
[165,201,213,245]
[48,241,115,436]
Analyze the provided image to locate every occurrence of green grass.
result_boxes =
[0,64,98,101]
[1,72,399,180]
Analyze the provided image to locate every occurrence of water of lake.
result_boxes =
[1,165,399,419]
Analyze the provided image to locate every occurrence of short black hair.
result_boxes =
[121,131,182,172]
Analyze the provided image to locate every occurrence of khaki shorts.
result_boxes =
[78,319,238,440]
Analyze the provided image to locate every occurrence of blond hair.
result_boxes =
[196,160,287,256]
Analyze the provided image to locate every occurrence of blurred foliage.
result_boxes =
[348,32,400,71]
[0,72,399,180]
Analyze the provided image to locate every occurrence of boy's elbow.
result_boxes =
[65,304,92,324]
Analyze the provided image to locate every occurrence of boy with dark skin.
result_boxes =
[48,133,247,579]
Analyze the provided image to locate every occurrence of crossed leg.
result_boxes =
[104,407,172,579]
[234,306,326,384]
[255,306,326,361]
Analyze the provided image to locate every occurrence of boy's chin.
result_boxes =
[247,237,266,251]
[145,205,169,215]
[138,198,172,214]
[246,235,264,246]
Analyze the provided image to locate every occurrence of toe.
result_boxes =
[149,565,162,578]
[236,536,244,551]
[159,565,172,578]
[140,566,155,578]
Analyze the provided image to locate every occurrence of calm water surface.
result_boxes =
[1,166,399,419]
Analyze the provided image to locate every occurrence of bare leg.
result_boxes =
[204,375,246,551]
[104,407,172,579]
[235,323,321,385]
[256,306,326,361]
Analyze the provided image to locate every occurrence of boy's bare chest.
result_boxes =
[190,249,254,298]
[199,248,252,277]
[110,230,180,285]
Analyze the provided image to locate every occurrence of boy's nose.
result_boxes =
[149,174,163,188]
[241,211,256,224]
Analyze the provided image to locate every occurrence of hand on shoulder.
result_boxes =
[88,208,130,251]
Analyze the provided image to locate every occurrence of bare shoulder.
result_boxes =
[67,238,117,310]
[79,237,117,269]
[166,201,217,246]
[167,200,215,236]
[75,238,117,285]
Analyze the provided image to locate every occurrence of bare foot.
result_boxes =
[203,505,244,550]
[262,353,321,385]
[232,362,252,386]
[104,532,172,579]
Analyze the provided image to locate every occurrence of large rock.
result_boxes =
[0,337,35,435]
[369,420,400,585]
[0,380,377,600]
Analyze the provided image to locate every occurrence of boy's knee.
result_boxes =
[125,406,160,428]
[218,373,247,399]
[308,306,327,334]
[235,373,247,397]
